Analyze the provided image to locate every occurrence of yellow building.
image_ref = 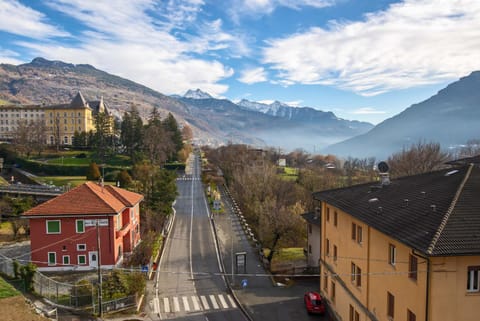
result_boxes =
[0,91,112,145]
[0,105,45,141]
[313,157,480,321]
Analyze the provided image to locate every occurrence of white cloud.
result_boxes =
[8,0,237,97]
[263,0,480,96]
[285,100,302,107]
[232,0,334,17]
[0,0,69,38]
[0,48,23,65]
[258,99,275,105]
[351,107,386,115]
[238,67,267,84]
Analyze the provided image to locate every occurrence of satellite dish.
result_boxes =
[378,161,389,173]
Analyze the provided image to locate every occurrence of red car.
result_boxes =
[304,291,326,315]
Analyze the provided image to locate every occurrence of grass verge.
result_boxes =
[0,277,20,299]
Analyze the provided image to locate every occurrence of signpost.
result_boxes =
[235,252,247,274]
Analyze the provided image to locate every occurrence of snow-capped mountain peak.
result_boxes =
[184,88,213,99]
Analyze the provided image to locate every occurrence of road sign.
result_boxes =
[235,252,247,274]
[241,279,248,288]
[84,219,109,227]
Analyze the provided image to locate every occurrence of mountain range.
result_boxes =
[0,57,478,158]
[0,57,372,151]
[325,71,480,159]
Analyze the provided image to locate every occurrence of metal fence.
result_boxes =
[0,254,138,314]
[33,272,94,308]
[0,253,15,276]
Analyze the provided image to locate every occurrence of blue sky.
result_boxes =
[1,0,480,124]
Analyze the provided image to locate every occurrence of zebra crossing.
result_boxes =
[176,177,200,181]
[155,293,237,314]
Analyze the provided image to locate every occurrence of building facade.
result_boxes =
[23,181,143,271]
[302,211,321,270]
[0,91,111,145]
[314,160,480,321]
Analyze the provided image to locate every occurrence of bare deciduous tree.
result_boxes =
[387,141,450,178]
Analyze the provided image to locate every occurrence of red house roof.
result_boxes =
[23,181,143,217]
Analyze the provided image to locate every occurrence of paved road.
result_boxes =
[150,152,247,321]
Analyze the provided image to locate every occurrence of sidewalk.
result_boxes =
[212,185,318,321]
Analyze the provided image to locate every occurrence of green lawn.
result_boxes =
[278,166,298,181]
[32,150,132,167]
[0,277,19,299]
[34,176,87,187]
[263,247,305,263]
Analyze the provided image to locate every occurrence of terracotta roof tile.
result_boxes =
[23,182,143,216]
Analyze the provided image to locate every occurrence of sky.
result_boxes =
[1,0,480,124]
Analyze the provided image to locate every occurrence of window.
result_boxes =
[323,275,328,290]
[308,223,312,234]
[78,255,86,265]
[349,305,354,321]
[409,255,418,280]
[48,252,56,266]
[46,220,61,234]
[355,311,360,321]
[407,309,416,321]
[77,244,86,251]
[326,207,330,222]
[387,292,395,319]
[351,262,362,287]
[64,136,68,144]
[326,239,330,256]
[308,245,312,254]
[333,245,338,262]
[334,211,338,226]
[76,220,84,233]
[63,255,70,265]
[467,266,480,292]
[350,222,363,244]
[331,281,336,302]
[389,244,396,266]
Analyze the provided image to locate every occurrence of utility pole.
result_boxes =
[96,219,103,317]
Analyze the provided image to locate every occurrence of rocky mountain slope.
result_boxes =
[324,71,480,159]
[0,57,372,150]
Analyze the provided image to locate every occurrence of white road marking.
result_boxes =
[182,296,190,312]
[163,298,170,313]
[227,294,237,308]
[151,298,159,314]
[218,294,229,309]
[192,296,201,311]
[210,295,220,310]
[173,297,180,312]
[200,295,210,310]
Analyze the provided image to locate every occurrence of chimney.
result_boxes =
[430,205,436,212]
[380,173,390,186]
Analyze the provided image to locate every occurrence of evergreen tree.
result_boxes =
[86,161,101,180]
[120,105,144,159]
[162,113,183,161]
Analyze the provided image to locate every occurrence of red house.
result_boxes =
[23,181,143,271]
